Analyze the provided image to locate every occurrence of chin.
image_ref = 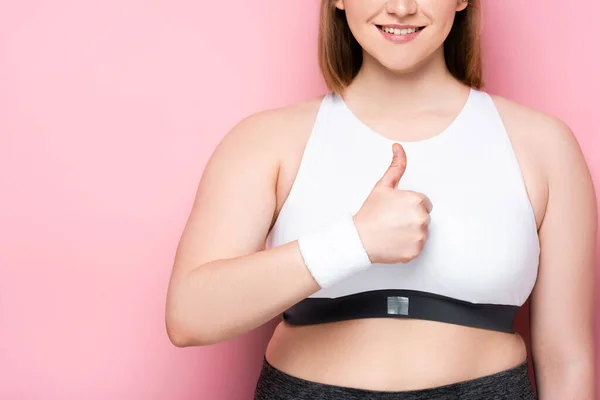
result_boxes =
[374,56,424,74]
[369,46,438,75]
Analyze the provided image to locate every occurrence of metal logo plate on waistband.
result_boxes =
[387,296,409,315]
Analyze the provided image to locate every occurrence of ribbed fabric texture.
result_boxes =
[297,212,372,288]
[254,357,537,400]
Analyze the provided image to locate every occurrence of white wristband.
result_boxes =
[297,212,373,289]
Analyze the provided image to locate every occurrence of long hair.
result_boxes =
[318,0,483,94]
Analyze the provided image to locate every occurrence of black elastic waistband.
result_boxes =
[282,289,519,333]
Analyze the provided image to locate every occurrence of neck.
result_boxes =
[343,47,466,114]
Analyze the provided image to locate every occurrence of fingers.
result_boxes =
[422,194,433,214]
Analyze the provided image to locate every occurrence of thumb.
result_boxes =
[377,143,407,189]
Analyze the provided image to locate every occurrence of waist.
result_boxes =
[265,317,528,392]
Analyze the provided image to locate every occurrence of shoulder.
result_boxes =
[488,93,583,172]
[488,93,595,227]
[220,94,327,150]
[208,94,327,171]
[488,94,578,152]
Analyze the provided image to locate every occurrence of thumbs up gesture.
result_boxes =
[353,143,433,264]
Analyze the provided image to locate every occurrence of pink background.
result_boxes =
[0,1,598,399]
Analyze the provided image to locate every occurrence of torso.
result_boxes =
[262,88,548,391]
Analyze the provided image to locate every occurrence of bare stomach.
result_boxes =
[265,318,528,392]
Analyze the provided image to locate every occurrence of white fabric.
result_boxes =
[266,89,540,306]
[297,212,372,289]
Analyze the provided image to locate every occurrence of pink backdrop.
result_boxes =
[0,1,598,399]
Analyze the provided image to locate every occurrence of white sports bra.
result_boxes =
[265,88,540,333]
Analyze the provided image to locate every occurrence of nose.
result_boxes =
[385,0,418,17]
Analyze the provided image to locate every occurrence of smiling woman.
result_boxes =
[318,0,482,92]
[164,0,597,399]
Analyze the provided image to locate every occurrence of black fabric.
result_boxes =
[254,356,537,400]
[283,289,520,333]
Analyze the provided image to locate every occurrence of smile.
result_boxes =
[375,25,425,43]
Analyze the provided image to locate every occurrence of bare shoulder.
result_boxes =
[217,94,327,160]
[488,94,591,228]
[489,94,581,161]
[207,94,327,228]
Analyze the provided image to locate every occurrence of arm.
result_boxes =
[529,118,597,399]
[165,108,321,348]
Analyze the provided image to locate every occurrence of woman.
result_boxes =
[165,0,597,398]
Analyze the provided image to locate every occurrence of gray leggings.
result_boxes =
[254,356,537,400]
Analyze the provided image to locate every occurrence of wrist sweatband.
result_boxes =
[296,212,373,289]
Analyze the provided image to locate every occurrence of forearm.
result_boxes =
[535,357,596,400]
[165,240,320,347]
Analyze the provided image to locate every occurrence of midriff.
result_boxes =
[265,317,528,391]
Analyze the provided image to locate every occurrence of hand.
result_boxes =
[353,143,433,264]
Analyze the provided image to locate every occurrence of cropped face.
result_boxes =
[334,0,469,72]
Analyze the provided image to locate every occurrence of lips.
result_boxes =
[375,24,425,43]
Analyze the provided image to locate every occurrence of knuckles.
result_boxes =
[411,212,430,229]
[410,192,425,205]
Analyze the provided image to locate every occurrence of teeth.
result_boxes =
[382,26,418,35]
